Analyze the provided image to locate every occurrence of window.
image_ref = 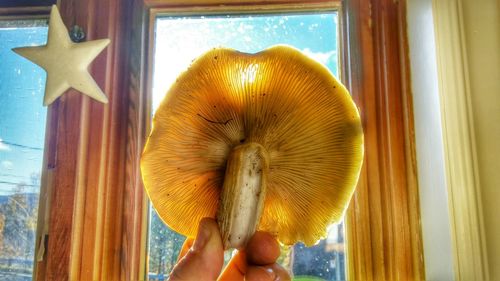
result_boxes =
[0,1,425,280]
[0,19,48,280]
[147,12,346,281]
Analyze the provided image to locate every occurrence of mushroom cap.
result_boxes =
[141,45,364,246]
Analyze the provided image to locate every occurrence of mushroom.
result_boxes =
[141,45,364,250]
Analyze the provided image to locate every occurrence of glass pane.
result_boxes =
[0,20,48,280]
[148,12,345,281]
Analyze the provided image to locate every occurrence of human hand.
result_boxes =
[168,218,291,281]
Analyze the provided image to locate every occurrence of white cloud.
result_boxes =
[152,20,219,112]
[0,138,10,151]
[1,160,13,170]
[301,48,337,66]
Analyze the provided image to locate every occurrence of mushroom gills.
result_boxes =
[217,142,269,250]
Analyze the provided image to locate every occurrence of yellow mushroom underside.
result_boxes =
[141,46,364,246]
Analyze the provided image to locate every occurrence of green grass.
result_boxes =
[293,276,326,281]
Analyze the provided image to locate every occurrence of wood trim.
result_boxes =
[0,0,56,8]
[146,0,341,18]
[0,0,58,17]
[0,7,51,18]
[431,0,489,279]
[397,1,423,278]
[32,0,131,280]
[121,0,150,280]
[343,0,424,280]
[144,0,340,9]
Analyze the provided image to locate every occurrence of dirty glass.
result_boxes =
[148,12,346,281]
[0,20,48,280]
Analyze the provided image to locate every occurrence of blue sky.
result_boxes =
[0,24,48,195]
[153,12,339,111]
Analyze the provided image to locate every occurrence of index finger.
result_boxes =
[218,250,246,281]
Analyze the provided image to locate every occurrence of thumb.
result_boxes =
[169,218,224,281]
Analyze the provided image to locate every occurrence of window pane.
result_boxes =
[0,20,48,280]
[149,12,345,281]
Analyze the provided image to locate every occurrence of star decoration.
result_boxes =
[12,5,110,106]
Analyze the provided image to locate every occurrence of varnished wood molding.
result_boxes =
[33,0,131,280]
[0,0,55,17]
[122,0,150,280]
[431,0,489,280]
[343,0,424,280]
[144,0,340,8]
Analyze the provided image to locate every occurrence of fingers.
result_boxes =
[169,223,290,281]
[218,231,290,281]
[245,233,290,281]
[220,255,290,281]
[169,218,224,281]
[246,263,291,281]
[246,231,280,265]
[218,251,246,281]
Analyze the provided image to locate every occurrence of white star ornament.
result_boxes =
[12,5,110,106]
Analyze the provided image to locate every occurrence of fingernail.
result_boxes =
[265,267,277,280]
[192,219,210,251]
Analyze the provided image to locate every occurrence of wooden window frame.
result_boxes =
[341,0,424,279]
[126,0,424,280]
[1,0,425,280]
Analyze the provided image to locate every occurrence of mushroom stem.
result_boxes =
[217,142,269,250]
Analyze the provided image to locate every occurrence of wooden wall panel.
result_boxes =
[121,0,150,279]
[33,0,131,280]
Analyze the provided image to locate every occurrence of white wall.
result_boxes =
[406,0,455,280]
[408,0,500,279]
[461,0,500,278]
